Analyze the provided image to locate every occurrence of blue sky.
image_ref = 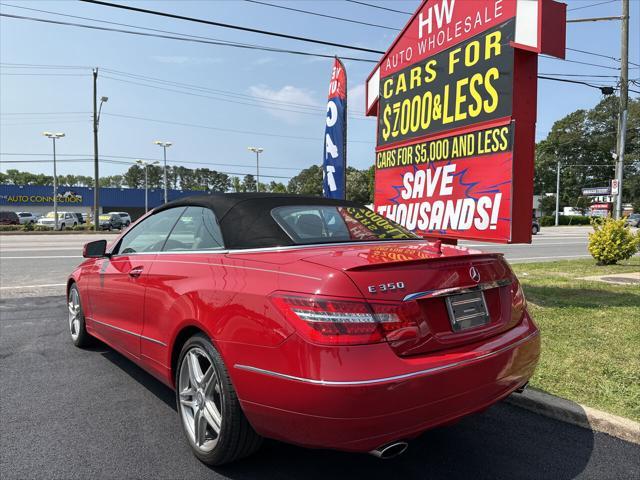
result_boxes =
[1,0,638,183]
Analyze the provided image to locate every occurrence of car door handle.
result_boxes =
[129,266,144,278]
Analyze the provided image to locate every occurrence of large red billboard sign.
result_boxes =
[366,0,566,243]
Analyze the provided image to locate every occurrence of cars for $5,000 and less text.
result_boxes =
[67,194,539,465]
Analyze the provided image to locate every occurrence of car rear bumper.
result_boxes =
[231,312,540,452]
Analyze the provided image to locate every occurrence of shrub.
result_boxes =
[22,222,34,231]
[588,216,640,265]
[539,215,591,227]
[33,224,51,232]
[0,225,23,231]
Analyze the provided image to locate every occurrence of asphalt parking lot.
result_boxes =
[1,297,639,479]
[1,229,639,479]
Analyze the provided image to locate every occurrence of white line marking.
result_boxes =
[0,256,81,259]
[0,283,66,290]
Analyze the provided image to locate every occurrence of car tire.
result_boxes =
[532,225,539,235]
[68,284,93,348]
[73,222,77,227]
[60,223,65,231]
[176,333,262,466]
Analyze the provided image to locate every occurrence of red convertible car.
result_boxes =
[68,194,539,465]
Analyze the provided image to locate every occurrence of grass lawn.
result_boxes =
[510,257,640,421]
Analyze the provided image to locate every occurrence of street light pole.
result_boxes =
[136,159,159,213]
[247,147,264,192]
[43,132,65,230]
[154,141,173,203]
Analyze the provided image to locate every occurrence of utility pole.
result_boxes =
[614,0,629,219]
[555,161,561,227]
[93,68,99,231]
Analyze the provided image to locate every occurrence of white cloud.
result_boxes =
[248,85,320,123]
[151,56,223,65]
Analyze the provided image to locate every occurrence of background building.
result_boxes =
[0,185,202,220]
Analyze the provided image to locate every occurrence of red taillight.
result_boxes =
[270,294,420,346]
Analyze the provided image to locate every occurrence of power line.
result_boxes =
[567,0,616,12]
[566,46,640,68]
[79,0,386,55]
[99,74,371,120]
[0,152,300,171]
[541,54,620,71]
[244,0,400,31]
[0,13,378,64]
[0,159,295,179]
[100,112,375,144]
[100,68,371,119]
[345,0,412,15]
[537,75,612,91]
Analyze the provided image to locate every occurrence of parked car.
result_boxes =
[68,194,539,465]
[625,213,640,228]
[72,213,84,225]
[16,212,38,224]
[0,211,20,225]
[108,211,132,227]
[36,211,78,230]
[97,213,124,231]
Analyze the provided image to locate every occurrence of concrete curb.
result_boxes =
[506,388,640,445]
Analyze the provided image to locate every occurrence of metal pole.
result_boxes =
[256,150,260,192]
[53,137,58,230]
[93,68,99,231]
[614,0,629,219]
[163,146,168,203]
[555,161,561,226]
[144,164,149,213]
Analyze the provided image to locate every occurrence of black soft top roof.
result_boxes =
[154,193,361,249]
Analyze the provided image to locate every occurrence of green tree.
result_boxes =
[535,96,640,208]
[346,167,372,204]
[123,165,144,188]
[287,165,322,196]
[268,181,288,193]
[243,174,257,192]
[231,176,244,192]
[538,195,557,217]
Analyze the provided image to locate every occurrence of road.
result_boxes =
[0,227,596,298]
[1,294,638,479]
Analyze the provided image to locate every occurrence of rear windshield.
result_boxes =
[272,205,420,245]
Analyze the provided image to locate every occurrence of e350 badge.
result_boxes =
[367,282,405,294]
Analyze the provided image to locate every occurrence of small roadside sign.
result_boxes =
[611,179,620,195]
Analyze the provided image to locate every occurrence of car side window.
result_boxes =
[116,207,185,255]
[163,207,225,252]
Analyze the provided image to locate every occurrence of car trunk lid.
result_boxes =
[302,242,523,356]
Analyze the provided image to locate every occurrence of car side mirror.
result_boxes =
[83,239,108,258]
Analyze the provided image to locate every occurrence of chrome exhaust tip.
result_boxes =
[369,441,408,459]
[515,381,529,394]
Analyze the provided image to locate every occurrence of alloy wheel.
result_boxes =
[178,347,223,453]
[68,288,81,341]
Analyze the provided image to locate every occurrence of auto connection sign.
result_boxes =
[366,0,566,243]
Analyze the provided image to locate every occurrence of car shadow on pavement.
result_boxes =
[99,347,177,412]
[96,344,601,480]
